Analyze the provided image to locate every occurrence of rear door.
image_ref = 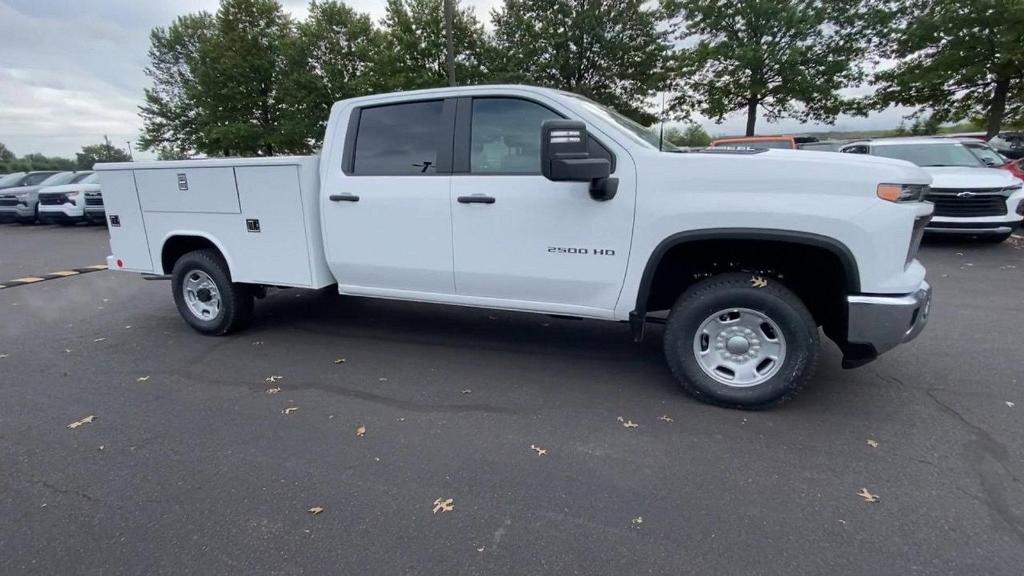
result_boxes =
[322,98,456,295]
[449,96,636,314]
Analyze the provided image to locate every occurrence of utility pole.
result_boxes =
[126,141,135,161]
[444,0,455,86]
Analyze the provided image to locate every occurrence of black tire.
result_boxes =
[171,249,254,336]
[662,272,819,409]
[975,231,1013,244]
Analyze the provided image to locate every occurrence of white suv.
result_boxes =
[840,137,1024,242]
[37,172,101,225]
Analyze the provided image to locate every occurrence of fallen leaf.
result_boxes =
[334,358,346,364]
[857,488,879,503]
[93,338,106,343]
[98,445,104,451]
[530,444,547,456]
[433,498,454,514]
[461,389,472,394]
[137,376,150,382]
[64,349,72,354]
[265,375,284,383]
[282,407,299,415]
[477,546,486,552]
[378,377,388,382]
[252,341,263,346]
[102,298,110,303]
[1006,401,1015,408]
[632,516,643,526]
[308,506,324,515]
[265,387,281,395]
[356,425,366,438]
[658,415,674,422]
[866,439,879,448]
[618,417,639,428]
[67,415,96,429]
[750,275,768,288]
[124,326,132,329]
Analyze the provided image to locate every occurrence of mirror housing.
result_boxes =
[541,120,617,201]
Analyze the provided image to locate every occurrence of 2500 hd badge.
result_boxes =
[547,246,616,256]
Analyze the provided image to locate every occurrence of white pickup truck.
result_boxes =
[97,85,933,408]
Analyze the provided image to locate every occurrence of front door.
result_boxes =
[322,98,455,295]
[450,97,636,316]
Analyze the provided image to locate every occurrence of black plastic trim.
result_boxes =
[632,228,862,323]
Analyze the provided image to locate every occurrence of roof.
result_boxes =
[845,136,959,147]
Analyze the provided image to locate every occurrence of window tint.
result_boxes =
[71,172,95,183]
[471,98,561,174]
[24,172,56,186]
[353,100,444,175]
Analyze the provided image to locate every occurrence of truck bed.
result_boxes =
[94,156,334,289]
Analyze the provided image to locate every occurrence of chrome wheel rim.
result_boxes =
[183,270,221,321]
[693,308,786,388]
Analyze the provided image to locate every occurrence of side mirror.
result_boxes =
[540,120,617,201]
[982,158,996,167]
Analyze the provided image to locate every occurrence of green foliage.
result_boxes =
[664,123,712,148]
[666,0,875,135]
[908,114,943,136]
[0,143,76,172]
[375,0,489,90]
[490,0,670,124]
[277,1,380,151]
[869,0,1024,138]
[76,136,132,169]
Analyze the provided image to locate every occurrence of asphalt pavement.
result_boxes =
[1,223,1022,575]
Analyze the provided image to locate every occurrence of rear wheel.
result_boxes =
[663,272,818,409]
[171,249,254,336]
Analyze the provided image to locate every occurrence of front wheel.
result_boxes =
[171,249,254,336]
[663,273,819,409]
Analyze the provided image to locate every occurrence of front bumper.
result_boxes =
[0,204,35,221]
[844,280,931,367]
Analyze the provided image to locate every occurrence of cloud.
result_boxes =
[0,0,901,158]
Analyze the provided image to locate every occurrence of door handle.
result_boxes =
[457,195,495,204]
[329,193,360,202]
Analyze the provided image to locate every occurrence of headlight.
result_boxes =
[877,183,928,203]
[66,191,79,199]
[16,193,29,201]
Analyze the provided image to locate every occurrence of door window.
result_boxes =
[470,98,560,174]
[352,100,444,175]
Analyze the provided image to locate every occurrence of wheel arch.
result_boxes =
[160,232,235,278]
[631,228,861,338]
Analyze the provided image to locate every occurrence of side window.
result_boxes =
[353,100,444,175]
[471,98,559,174]
[842,145,869,154]
[25,173,53,186]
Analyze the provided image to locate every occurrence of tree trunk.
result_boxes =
[745,98,758,136]
[985,78,1010,139]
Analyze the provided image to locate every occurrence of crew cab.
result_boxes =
[840,137,1024,242]
[96,85,934,409]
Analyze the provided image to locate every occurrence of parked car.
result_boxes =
[710,135,797,150]
[0,171,80,224]
[0,171,57,190]
[840,137,1023,242]
[958,138,1024,180]
[97,85,933,409]
[988,132,1024,159]
[37,172,100,226]
[798,140,848,152]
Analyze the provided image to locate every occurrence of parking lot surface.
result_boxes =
[1,224,1022,575]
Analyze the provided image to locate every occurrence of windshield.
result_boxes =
[0,173,25,187]
[70,171,95,183]
[37,172,75,187]
[872,143,982,167]
[715,139,793,150]
[963,143,1006,167]
[566,94,681,152]
[80,173,100,184]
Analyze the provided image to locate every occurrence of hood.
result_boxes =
[39,183,101,194]
[923,166,1022,189]
[753,148,932,186]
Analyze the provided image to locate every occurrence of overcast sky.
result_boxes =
[0,0,912,159]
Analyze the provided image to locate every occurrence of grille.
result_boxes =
[85,197,103,206]
[38,194,67,206]
[927,189,1008,218]
[0,197,17,207]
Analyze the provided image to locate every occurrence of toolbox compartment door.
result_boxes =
[99,170,154,272]
[135,167,240,214]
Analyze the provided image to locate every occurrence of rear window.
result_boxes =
[352,100,444,175]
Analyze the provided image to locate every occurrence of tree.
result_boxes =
[664,123,712,148]
[277,1,380,151]
[909,113,943,136]
[869,0,1024,138]
[0,142,15,164]
[375,0,489,91]
[490,0,670,124]
[76,137,132,169]
[191,0,294,156]
[138,12,216,156]
[666,0,874,135]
